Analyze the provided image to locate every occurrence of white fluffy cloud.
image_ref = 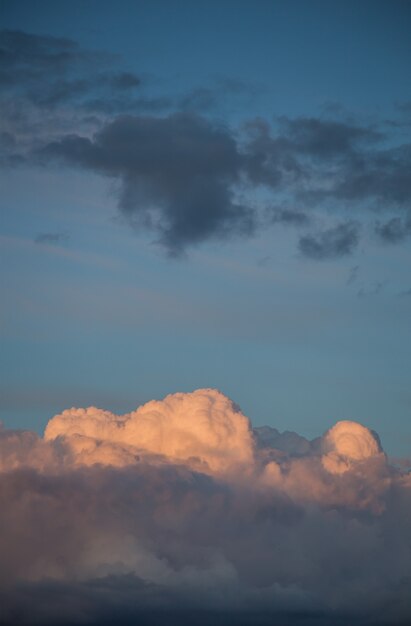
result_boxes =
[321,420,383,474]
[0,388,410,625]
[44,388,255,475]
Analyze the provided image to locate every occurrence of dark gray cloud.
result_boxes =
[299,222,360,260]
[242,118,302,188]
[34,108,410,255]
[279,116,382,159]
[375,216,411,243]
[0,29,91,83]
[331,143,411,207]
[240,115,411,241]
[2,29,411,259]
[0,30,143,111]
[39,113,255,254]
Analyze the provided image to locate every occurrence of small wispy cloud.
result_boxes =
[34,231,70,245]
[346,264,359,285]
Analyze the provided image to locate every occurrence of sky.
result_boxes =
[1,2,411,624]
[2,0,411,456]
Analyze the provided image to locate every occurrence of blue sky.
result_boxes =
[1,0,411,456]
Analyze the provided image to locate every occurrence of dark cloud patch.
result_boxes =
[299,222,360,260]
[1,577,395,626]
[0,30,143,112]
[242,118,302,188]
[34,232,70,245]
[0,29,90,83]
[264,118,411,224]
[34,106,410,256]
[2,29,411,259]
[330,144,411,207]
[279,117,382,160]
[375,216,411,243]
[39,113,255,254]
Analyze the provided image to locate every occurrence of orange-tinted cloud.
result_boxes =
[0,389,410,625]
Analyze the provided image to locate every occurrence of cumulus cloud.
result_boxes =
[34,232,70,245]
[321,420,383,474]
[0,389,410,624]
[44,389,255,475]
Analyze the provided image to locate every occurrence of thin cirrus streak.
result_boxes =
[0,388,410,625]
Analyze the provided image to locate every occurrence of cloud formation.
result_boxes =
[298,222,360,260]
[0,388,410,625]
[0,29,142,109]
[2,29,411,257]
[39,113,254,255]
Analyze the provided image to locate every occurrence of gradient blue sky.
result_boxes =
[1,0,411,456]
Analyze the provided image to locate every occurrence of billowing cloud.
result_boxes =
[44,389,255,475]
[321,420,383,474]
[0,388,410,624]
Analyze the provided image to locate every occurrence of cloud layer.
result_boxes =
[2,29,411,256]
[1,388,410,624]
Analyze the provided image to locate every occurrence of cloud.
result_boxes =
[2,30,411,259]
[375,216,411,243]
[0,29,141,108]
[330,143,411,207]
[298,222,360,260]
[39,113,255,254]
[321,420,382,474]
[0,388,411,624]
[34,232,70,245]
[279,116,382,159]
